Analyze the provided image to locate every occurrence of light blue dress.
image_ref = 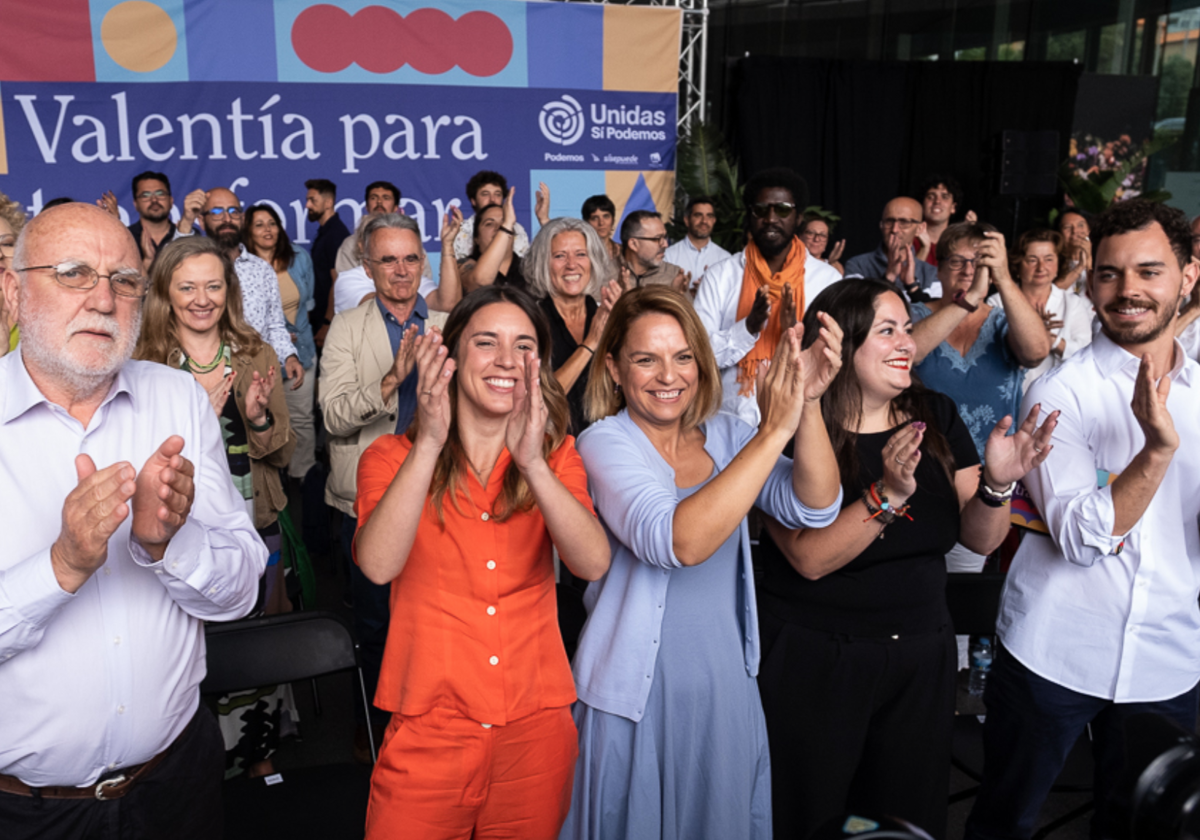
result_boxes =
[561,411,841,840]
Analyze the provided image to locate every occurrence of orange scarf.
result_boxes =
[734,237,806,395]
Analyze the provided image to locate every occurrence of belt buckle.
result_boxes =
[95,775,127,801]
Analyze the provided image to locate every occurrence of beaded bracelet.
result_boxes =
[862,479,912,527]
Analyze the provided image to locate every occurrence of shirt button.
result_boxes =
[481,512,489,521]
[487,606,496,616]
[117,705,125,714]
[104,568,112,576]
[481,723,492,729]
[109,762,117,770]
[489,656,499,666]
[487,561,496,570]
[113,636,121,645]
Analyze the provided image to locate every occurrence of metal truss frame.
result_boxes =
[559,0,709,129]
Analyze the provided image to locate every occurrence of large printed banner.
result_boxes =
[0,0,680,249]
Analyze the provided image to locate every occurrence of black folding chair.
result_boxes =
[202,611,376,840]
[945,573,1094,837]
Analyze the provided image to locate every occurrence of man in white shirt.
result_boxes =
[693,167,841,426]
[965,200,1200,840]
[0,203,264,838]
[664,195,731,282]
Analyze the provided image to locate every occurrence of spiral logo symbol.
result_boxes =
[539,96,586,146]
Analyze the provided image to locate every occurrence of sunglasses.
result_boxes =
[750,202,796,219]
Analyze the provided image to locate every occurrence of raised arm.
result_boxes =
[978,233,1051,366]
[425,207,464,312]
[911,264,989,363]
[355,332,455,584]
[465,188,518,293]
[671,326,808,566]
[552,281,621,395]
[507,352,609,580]
[957,404,1058,554]
[693,261,769,368]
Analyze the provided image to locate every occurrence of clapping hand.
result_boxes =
[800,311,844,402]
[828,239,845,263]
[779,282,798,331]
[207,370,236,416]
[96,191,119,218]
[534,182,551,226]
[879,422,924,504]
[131,436,196,559]
[755,324,806,439]
[506,351,549,472]
[244,366,277,430]
[981,404,1059,488]
[441,204,464,248]
[413,331,455,449]
[1131,354,1177,455]
[746,287,771,335]
[1036,302,1064,335]
[51,457,137,592]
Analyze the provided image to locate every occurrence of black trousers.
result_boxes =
[757,605,957,840]
[0,705,224,840]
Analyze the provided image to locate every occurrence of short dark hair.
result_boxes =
[684,195,717,216]
[1092,200,1192,268]
[936,221,998,263]
[621,210,661,244]
[132,171,171,196]
[1056,208,1092,231]
[305,178,336,199]
[364,181,400,204]
[466,170,507,203]
[742,168,809,220]
[917,174,964,208]
[41,197,74,210]
[581,194,616,219]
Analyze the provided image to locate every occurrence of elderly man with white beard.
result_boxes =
[0,203,264,840]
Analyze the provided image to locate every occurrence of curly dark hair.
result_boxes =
[1091,200,1192,268]
[466,170,508,204]
[916,174,964,208]
[742,168,809,221]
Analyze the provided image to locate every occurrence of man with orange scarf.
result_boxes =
[694,168,842,426]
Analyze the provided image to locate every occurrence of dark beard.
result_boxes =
[752,229,792,260]
[214,228,241,251]
[1100,297,1177,347]
[306,208,321,223]
[141,207,170,224]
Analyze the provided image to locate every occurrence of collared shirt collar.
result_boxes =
[1,348,135,425]
[1091,329,1193,386]
[375,294,428,325]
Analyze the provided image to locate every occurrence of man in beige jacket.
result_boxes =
[318,213,460,757]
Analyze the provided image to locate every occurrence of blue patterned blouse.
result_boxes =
[910,303,1023,461]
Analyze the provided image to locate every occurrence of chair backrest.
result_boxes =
[945,572,1006,637]
[201,611,359,695]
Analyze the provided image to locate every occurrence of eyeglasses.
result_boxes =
[207,206,242,218]
[882,217,921,229]
[750,202,796,219]
[16,261,148,298]
[136,190,169,200]
[365,254,422,270]
[944,255,977,271]
[630,235,669,244]
[803,231,829,242]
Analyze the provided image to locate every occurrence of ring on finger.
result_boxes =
[895,455,906,466]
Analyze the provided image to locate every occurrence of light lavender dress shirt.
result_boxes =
[0,354,265,786]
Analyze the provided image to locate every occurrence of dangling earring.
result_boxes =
[614,382,622,394]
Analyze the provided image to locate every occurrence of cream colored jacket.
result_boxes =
[319,299,403,518]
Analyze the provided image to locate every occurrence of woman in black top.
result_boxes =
[525,216,621,437]
[757,279,1057,838]
[459,191,526,293]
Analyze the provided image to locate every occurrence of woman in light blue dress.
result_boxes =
[560,286,844,840]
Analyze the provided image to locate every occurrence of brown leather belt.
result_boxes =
[0,712,193,801]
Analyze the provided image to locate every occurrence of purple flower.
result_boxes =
[1088,145,1099,154]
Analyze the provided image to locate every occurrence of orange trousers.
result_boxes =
[365,706,578,840]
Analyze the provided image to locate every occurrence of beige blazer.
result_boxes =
[319,298,404,518]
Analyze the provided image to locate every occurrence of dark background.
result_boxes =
[729,57,1084,256]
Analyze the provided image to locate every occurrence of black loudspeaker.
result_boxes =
[998,130,1060,196]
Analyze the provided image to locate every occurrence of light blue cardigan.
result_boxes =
[572,410,842,722]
